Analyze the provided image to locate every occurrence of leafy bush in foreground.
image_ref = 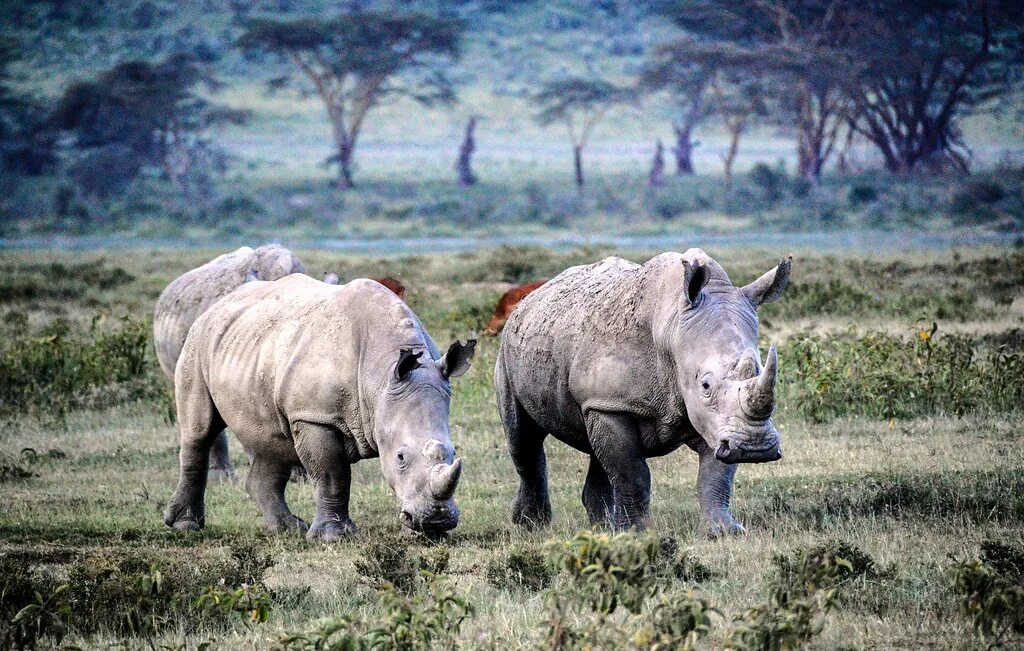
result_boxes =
[728,541,873,650]
[952,542,1024,648]
[781,324,1024,422]
[275,573,471,651]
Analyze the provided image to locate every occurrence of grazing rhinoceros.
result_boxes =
[163,274,475,540]
[153,244,305,478]
[495,249,790,536]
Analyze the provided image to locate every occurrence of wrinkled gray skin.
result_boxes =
[163,274,475,540]
[153,245,305,479]
[495,249,791,537]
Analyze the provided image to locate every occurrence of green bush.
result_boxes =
[486,544,552,592]
[952,543,1024,648]
[0,316,164,417]
[355,538,449,594]
[727,541,870,650]
[780,324,1024,422]
[275,573,472,651]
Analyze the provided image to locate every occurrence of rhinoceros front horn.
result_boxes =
[429,458,463,500]
[742,343,777,420]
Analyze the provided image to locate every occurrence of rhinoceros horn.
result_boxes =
[429,458,463,500]
[742,344,777,420]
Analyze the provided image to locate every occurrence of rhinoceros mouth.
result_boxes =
[715,425,782,464]
[400,504,460,533]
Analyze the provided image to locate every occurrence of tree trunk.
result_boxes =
[722,123,742,192]
[648,139,665,188]
[328,109,356,190]
[672,121,696,176]
[456,116,478,188]
[573,144,584,194]
[336,143,354,190]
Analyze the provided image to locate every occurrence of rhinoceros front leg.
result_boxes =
[586,411,651,530]
[293,422,357,542]
[696,440,745,538]
[246,456,309,536]
[582,456,613,525]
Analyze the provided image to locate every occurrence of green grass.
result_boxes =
[0,245,1023,648]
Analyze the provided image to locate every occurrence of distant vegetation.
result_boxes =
[0,1,1021,237]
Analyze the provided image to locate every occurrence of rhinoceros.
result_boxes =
[495,249,790,536]
[153,244,305,478]
[163,274,475,540]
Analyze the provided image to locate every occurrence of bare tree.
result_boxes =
[533,77,636,194]
[455,115,477,188]
[649,139,665,187]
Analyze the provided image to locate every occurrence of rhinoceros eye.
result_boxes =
[396,450,408,471]
[700,373,714,397]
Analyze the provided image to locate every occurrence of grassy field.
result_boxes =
[1,244,1023,649]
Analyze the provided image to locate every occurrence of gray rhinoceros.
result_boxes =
[163,274,475,540]
[495,249,790,536]
[153,244,305,478]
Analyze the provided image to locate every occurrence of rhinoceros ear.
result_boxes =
[742,256,792,308]
[323,272,340,285]
[244,269,259,283]
[682,260,710,307]
[395,348,423,381]
[438,339,476,380]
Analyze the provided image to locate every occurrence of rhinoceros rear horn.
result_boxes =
[742,344,778,420]
[430,458,462,500]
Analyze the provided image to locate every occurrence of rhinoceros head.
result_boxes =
[252,244,305,280]
[669,255,791,464]
[375,340,476,533]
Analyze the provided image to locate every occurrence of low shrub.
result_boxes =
[355,538,449,594]
[951,542,1024,648]
[727,541,870,650]
[0,316,164,418]
[486,543,552,592]
[780,324,1024,422]
[275,573,471,651]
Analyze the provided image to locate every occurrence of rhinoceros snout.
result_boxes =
[400,502,460,533]
[715,438,782,464]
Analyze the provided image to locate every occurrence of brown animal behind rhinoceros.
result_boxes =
[324,273,406,300]
[153,244,305,478]
[483,280,547,336]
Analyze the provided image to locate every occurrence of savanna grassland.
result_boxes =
[2,244,1024,649]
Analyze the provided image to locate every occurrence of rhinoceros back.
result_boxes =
[178,275,436,456]
[153,245,305,381]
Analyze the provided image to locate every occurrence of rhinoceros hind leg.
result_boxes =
[582,456,613,526]
[586,411,651,531]
[208,430,236,482]
[504,401,552,529]
[246,456,307,535]
[293,422,357,542]
[164,389,226,531]
[696,440,744,538]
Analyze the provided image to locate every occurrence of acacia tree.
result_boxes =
[0,37,56,176]
[708,72,769,190]
[533,77,635,193]
[237,13,463,189]
[847,0,1024,173]
[639,42,715,175]
[657,0,858,183]
[51,54,246,199]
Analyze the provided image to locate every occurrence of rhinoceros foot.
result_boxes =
[512,491,552,530]
[307,517,357,542]
[262,514,309,536]
[164,500,205,531]
[706,518,746,540]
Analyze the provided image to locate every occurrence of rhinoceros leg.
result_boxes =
[586,411,651,530]
[696,440,745,538]
[582,457,613,525]
[294,422,357,542]
[505,413,552,529]
[208,430,236,482]
[246,456,308,536]
[164,382,225,531]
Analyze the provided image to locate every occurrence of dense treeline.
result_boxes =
[0,0,1021,231]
